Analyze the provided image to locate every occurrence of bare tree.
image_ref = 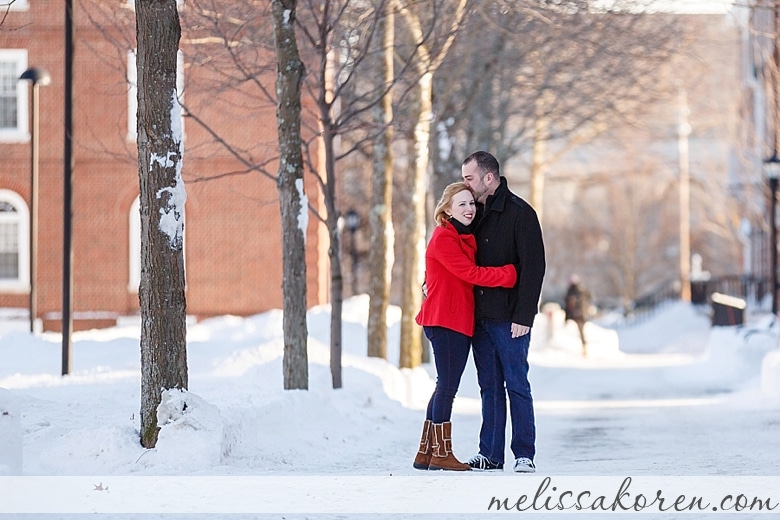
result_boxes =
[293,0,429,385]
[552,158,675,310]
[178,0,414,385]
[81,0,311,389]
[82,0,496,380]
[173,0,417,384]
[135,0,188,448]
[0,1,13,27]
[395,0,469,369]
[366,3,394,359]
[430,1,688,214]
[537,12,747,309]
[272,0,309,389]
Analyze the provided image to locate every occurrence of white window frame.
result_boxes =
[0,189,30,293]
[0,49,29,143]
[127,50,137,142]
[3,0,29,11]
[127,50,185,142]
[128,197,141,292]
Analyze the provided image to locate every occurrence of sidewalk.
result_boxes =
[446,301,780,476]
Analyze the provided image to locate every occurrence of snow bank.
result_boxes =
[761,350,780,400]
[0,387,22,474]
[149,389,227,471]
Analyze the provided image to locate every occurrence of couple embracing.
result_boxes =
[414,151,546,473]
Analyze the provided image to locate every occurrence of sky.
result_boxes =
[595,0,736,13]
[656,0,734,13]
[1,295,779,519]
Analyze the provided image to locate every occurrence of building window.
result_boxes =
[0,49,29,143]
[6,0,29,10]
[127,50,185,142]
[0,190,30,292]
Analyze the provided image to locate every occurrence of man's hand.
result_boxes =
[511,323,530,338]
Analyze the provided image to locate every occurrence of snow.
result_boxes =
[1,297,779,518]
[153,90,186,249]
[296,177,308,243]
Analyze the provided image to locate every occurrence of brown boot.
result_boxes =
[412,419,432,470]
[428,422,470,471]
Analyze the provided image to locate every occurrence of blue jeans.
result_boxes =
[472,320,535,463]
[423,326,471,423]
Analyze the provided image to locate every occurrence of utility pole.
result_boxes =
[678,88,692,302]
[62,0,75,375]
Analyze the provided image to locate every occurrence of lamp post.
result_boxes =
[766,154,780,315]
[766,0,780,316]
[344,209,360,295]
[19,67,51,334]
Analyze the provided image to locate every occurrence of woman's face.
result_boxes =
[447,189,476,226]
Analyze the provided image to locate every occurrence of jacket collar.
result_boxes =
[484,176,509,213]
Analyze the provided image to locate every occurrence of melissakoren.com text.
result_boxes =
[488,477,778,513]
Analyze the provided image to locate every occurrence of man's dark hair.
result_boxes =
[463,150,500,177]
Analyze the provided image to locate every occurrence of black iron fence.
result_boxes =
[619,275,771,325]
[621,280,680,324]
[693,275,771,306]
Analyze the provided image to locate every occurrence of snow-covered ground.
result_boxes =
[1,296,779,518]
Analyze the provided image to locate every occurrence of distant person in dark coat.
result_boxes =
[565,275,591,356]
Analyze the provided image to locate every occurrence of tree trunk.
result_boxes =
[272,0,309,390]
[136,0,188,449]
[323,126,344,389]
[396,0,468,368]
[398,72,433,369]
[367,5,394,360]
[529,102,548,224]
[317,41,344,389]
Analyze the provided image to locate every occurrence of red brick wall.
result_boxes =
[0,0,329,329]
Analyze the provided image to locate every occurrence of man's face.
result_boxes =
[462,161,490,203]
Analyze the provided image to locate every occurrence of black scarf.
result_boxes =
[449,218,474,236]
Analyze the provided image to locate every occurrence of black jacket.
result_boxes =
[473,177,546,327]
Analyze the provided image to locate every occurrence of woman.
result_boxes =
[413,182,517,471]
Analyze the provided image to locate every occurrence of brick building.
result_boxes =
[1,0,329,330]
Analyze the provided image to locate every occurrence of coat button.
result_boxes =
[479,289,484,295]
[484,238,489,243]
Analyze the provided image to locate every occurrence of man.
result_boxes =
[461,151,546,473]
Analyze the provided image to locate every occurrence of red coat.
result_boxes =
[416,221,517,336]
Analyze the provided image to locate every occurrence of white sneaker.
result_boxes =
[513,457,536,473]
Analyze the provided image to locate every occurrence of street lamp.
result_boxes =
[344,209,360,295]
[19,67,51,334]
[766,153,780,315]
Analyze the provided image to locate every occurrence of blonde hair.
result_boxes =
[434,182,475,226]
